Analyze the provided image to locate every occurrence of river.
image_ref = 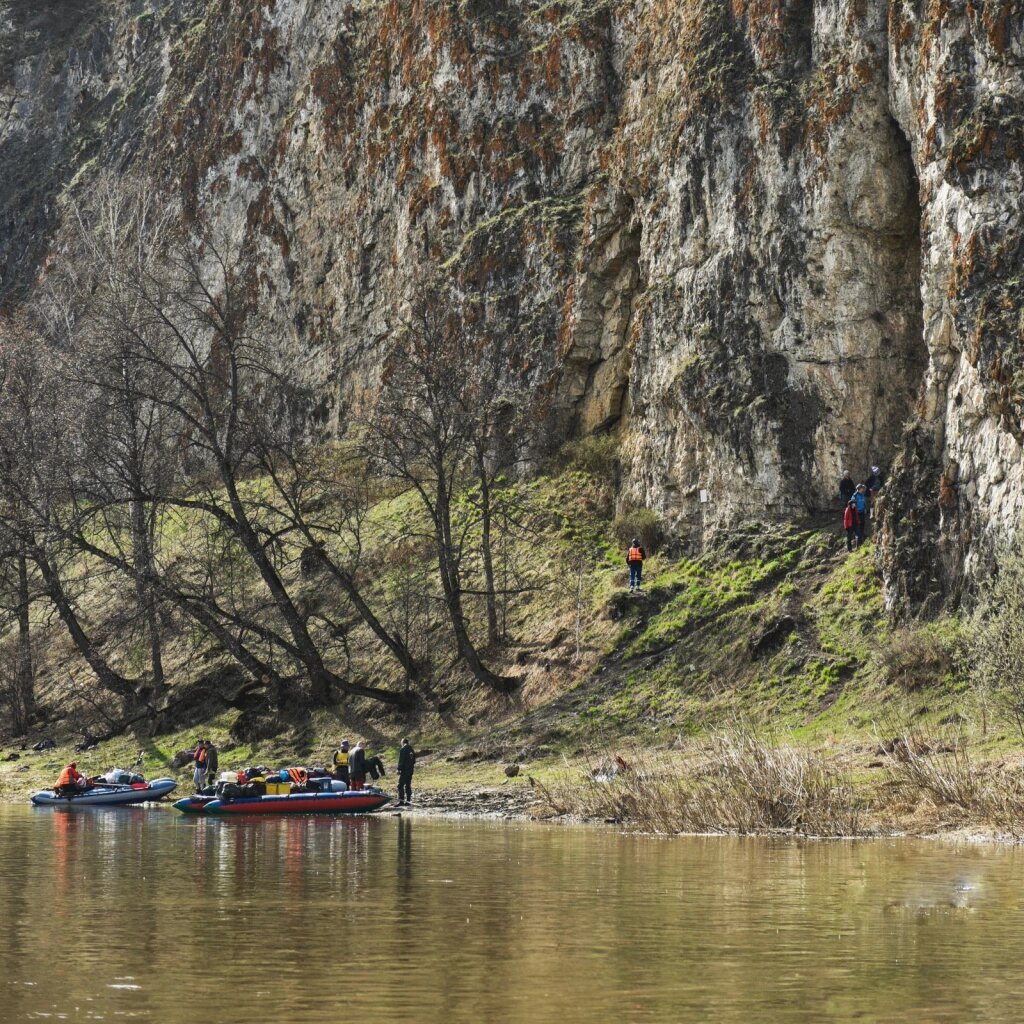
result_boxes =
[0,805,1021,1022]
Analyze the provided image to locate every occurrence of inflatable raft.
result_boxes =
[30,778,177,807]
[174,789,390,815]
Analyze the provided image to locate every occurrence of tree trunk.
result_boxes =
[476,452,500,648]
[14,546,33,731]
[303,536,424,685]
[434,478,517,693]
[32,546,136,700]
[130,496,164,690]
[220,473,362,706]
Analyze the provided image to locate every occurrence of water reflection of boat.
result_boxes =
[30,779,177,807]
[174,789,390,815]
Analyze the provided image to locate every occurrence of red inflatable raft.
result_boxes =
[174,790,390,815]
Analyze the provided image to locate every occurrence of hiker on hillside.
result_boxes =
[349,741,367,791]
[333,739,351,786]
[204,740,219,786]
[397,738,416,806]
[866,464,885,520]
[853,485,869,546]
[843,500,859,552]
[54,762,88,797]
[192,740,208,793]
[838,470,855,504]
[626,538,646,592]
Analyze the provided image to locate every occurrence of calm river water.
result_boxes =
[0,805,1022,1022]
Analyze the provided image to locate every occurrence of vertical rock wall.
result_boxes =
[0,0,1021,610]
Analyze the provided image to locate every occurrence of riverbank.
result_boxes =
[6,726,1024,844]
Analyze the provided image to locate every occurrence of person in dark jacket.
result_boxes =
[397,738,416,805]
[838,471,855,504]
[626,538,646,592]
[204,740,219,786]
[349,741,367,791]
[865,464,885,521]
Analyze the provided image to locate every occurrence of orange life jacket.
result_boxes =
[628,546,644,563]
[288,767,308,786]
[195,746,207,765]
[56,765,80,788]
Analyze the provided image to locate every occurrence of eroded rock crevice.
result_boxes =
[560,193,645,437]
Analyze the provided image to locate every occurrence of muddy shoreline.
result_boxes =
[2,784,1021,845]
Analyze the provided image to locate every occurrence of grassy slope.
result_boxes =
[0,465,989,802]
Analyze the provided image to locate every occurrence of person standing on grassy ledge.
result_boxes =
[627,538,646,592]
[843,499,859,552]
[397,738,416,805]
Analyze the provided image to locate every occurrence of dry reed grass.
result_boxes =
[537,731,862,836]
[882,734,1024,837]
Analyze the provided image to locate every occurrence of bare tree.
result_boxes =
[0,315,138,706]
[363,284,520,692]
[51,182,413,709]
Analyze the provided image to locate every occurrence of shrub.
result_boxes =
[613,505,664,553]
[559,434,620,480]
[969,546,1024,736]
[537,730,862,836]
[879,621,964,692]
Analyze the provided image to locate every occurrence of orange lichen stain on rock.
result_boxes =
[557,280,578,359]
[544,36,562,91]
[888,2,916,59]
[937,468,958,509]
[947,230,979,300]
[966,0,1014,53]
[424,2,453,48]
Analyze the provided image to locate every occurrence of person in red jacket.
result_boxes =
[626,538,646,592]
[54,762,87,797]
[843,500,858,552]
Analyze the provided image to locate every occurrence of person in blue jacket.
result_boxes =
[853,484,869,546]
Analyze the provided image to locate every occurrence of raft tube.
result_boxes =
[174,789,390,815]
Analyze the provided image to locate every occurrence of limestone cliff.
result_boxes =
[0,0,1021,612]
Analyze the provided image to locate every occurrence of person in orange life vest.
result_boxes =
[192,740,209,793]
[626,538,646,592]
[55,762,87,797]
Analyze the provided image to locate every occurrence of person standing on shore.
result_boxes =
[192,740,208,793]
[204,740,219,787]
[397,738,416,806]
[349,741,367,791]
[333,739,351,786]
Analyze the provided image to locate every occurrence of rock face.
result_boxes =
[0,0,1021,611]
